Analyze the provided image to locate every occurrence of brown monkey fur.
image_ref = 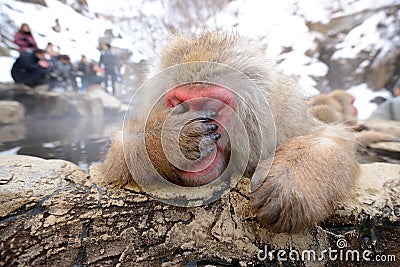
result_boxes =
[310,90,357,126]
[100,31,360,234]
[310,90,400,146]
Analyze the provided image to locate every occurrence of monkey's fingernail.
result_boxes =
[200,144,215,155]
[207,110,218,117]
[207,145,216,153]
[211,133,221,141]
[207,124,218,131]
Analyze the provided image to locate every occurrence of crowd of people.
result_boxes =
[10,23,121,95]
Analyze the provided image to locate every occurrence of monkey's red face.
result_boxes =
[350,98,358,117]
[165,84,235,186]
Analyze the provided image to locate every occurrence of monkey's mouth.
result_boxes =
[165,83,234,186]
[175,146,228,186]
[172,111,231,187]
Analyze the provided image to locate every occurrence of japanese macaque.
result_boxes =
[310,90,400,145]
[310,90,358,126]
[99,31,360,234]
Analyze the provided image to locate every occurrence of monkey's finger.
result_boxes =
[206,123,218,132]
[188,109,218,121]
[210,133,221,141]
[184,122,218,137]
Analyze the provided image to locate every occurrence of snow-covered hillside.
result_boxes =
[1,0,109,60]
[1,0,399,119]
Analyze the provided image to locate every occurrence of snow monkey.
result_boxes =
[310,90,358,126]
[99,31,360,234]
[310,90,399,145]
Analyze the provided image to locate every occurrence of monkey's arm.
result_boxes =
[98,111,174,187]
[354,130,400,146]
[99,108,219,187]
[99,128,138,187]
[250,125,360,234]
[310,104,342,124]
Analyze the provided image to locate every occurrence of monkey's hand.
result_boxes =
[250,126,360,234]
[144,105,220,180]
[163,105,220,162]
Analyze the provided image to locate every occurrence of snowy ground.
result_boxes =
[349,84,393,121]
[0,57,14,82]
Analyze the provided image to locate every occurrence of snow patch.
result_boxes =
[0,57,15,83]
[348,84,393,121]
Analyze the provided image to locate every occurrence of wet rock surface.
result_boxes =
[0,84,125,119]
[0,100,25,124]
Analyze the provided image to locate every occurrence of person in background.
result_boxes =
[45,42,60,61]
[85,62,104,89]
[14,23,37,54]
[77,55,90,91]
[99,43,119,95]
[369,95,400,121]
[369,79,400,121]
[11,48,50,88]
[392,78,400,97]
[48,55,75,91]
[45,42,60,74]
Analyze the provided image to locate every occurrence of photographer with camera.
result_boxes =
[11,48,50,88]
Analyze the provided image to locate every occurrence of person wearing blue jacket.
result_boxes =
[11,49,50,88]
[99,43,119,95]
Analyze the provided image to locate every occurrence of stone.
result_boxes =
[88,97,104,117]
[3,89,108,118]
[369,142,400,153]
[310,6,400,90]
[0,155,89,218]
[0,123,26,143]
[13,90,70,117]
[363,119,400,137]
[19,0,46,6]
[345,163,400,221]
[0,156,399,266]
[86,88,126,114]
[0,100,25,124]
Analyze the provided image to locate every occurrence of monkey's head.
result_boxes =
[329,90,358,125]
[310,90,358,126]
[132,33,276,187]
